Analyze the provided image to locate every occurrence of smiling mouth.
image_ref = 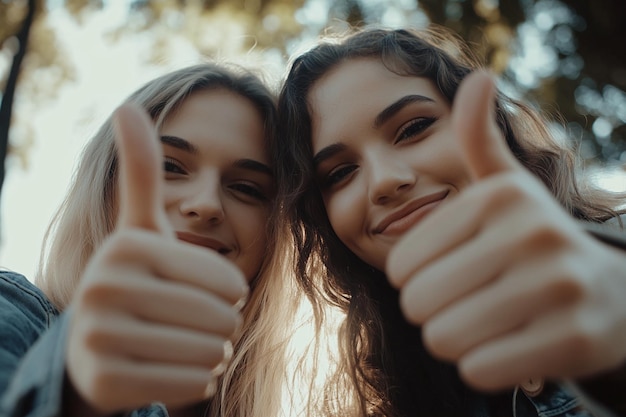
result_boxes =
[374,190,449,235]
[175,232,232,255]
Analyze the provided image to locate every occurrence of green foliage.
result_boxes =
[313,0,626,164]
[1,0,624,164]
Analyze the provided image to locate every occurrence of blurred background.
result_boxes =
[1,0,625,278]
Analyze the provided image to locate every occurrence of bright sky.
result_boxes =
[1,10,157,278]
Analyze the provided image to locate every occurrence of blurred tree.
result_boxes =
[426,0,626,165]
[0,0,305,166]
[1,0,625,168]
[0,0,37,206]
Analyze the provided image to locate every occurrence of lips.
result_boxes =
[373,190,449,235]
[176,231,231,255]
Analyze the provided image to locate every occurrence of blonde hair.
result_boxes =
[36,63,300,417]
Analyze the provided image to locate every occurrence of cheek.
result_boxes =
[422,133,472,191]
[162,185,185,221]
[323,186,365,247]
[232,206,271,279]
[162,181,186,204]
[441,150,472,191]
[324,188,389,271]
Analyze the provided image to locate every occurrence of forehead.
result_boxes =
[308,58,444,150]
[162,88,268,161]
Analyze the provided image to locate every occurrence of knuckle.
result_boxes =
[566,314,605,361]
[542,270,586,305]
[458,362,499,392]
[564,333,597,363]
[422,321,458,361]
[84,365,123,410]
[211,341,234,376]
[103,232,133,254]
[399,288,426,325]
[100,231,146,263]
[205,337,229,369]
[203,374,219,398]
[83,322,116,351]
[80,279,124,306]
[386,244,410,286]
[214,308,241,338]
[386,267,402,288]
[485,177,527,206]
[196,296,242,337]
[522,223,568,250]
[230,312,244,338]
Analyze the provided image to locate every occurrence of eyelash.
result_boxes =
[229,183,268,201]
[164,157,268,202]
[322,165,357,188]
[163,157,186,175]
[395,117,438,144]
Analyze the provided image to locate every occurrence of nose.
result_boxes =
[366,151,416,205]
[179,180,225,225]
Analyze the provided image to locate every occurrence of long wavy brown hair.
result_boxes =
[275,26,625,417]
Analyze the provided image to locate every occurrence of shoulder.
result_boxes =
[0,269,59,329]
[0,270,59,385]
[605,213,626,227]
[580,215,626,250]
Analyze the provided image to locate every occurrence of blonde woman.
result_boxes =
[1,63,298,417]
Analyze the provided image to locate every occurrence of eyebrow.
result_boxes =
[160,135,198,154]
[233,158,273,176]
[313,143,347,168]
[312,95,435,167]
[373,94,435,129]
[161,135,272,175]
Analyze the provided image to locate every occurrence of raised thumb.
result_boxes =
[452,70,520,180]
[113,103,172,235]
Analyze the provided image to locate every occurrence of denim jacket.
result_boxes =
[0,270,168,417]
[477,381,619,417]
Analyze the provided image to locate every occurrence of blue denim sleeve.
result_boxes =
[0,270,67,417]
[0,271,175,417]
[1,314,71,417]
[1,307,172,417]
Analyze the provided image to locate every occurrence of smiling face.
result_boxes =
[309,58,472,271]
[160,88,273,281]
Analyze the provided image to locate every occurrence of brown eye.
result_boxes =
[323,165,357,188]
[395,117,438,144]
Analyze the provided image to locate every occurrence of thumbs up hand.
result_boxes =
[65,104,248,413]
[387,71,626,391]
